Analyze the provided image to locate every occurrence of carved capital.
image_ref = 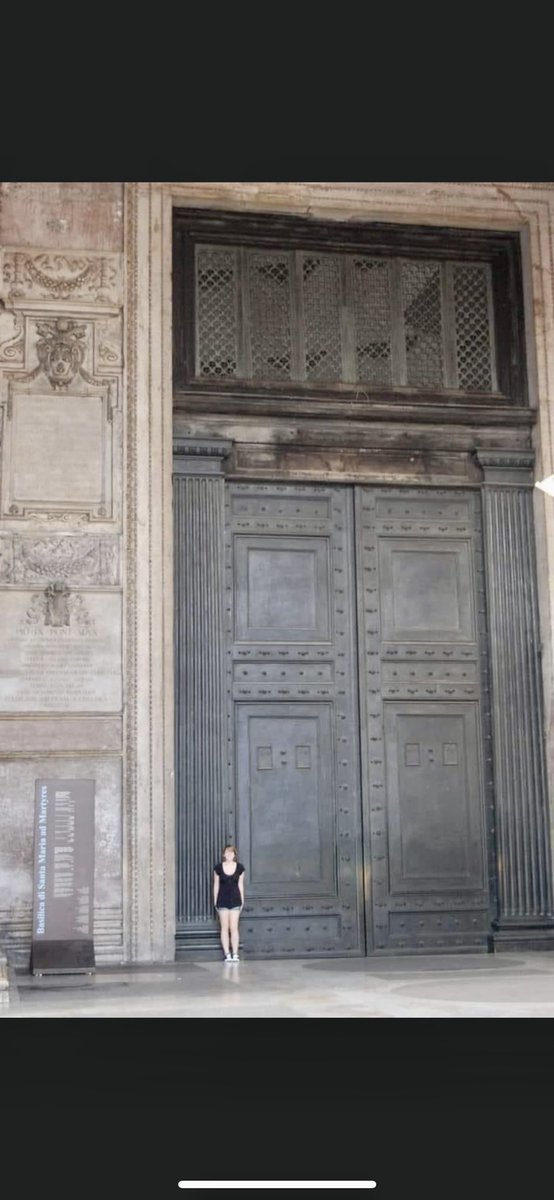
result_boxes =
[475,448,535,486]
[173,437,233,476]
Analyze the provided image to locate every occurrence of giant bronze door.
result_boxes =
[174,472,493,956]
[226,483,365,957]
[356,487,493,952]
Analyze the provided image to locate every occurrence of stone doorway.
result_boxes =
[174,464,494,957]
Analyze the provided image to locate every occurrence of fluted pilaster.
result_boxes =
[477,451,554,942]
[173,439,232,940]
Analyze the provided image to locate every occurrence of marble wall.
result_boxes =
[0,183,124,963]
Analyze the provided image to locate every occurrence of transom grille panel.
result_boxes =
[303,254,343,381]
[249,252,292,379]
[453,265,494,391]
[193,244,497,393]
[353,257,392,386]
[401,261,444,387]
[195,247,238,378]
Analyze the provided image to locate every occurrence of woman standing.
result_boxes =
[213,845,245,962]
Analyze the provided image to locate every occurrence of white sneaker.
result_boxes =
[231,953,240,962]
[224,952,232,962]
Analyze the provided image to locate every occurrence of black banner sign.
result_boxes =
[31,778,95,974]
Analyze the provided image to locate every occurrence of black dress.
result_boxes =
[214,862,245,909]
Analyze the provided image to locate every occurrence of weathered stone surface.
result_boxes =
[3,386,117,523]
[0,716,122,753]
[0,183,124,253]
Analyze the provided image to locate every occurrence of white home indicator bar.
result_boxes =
[178,1184,376,1190]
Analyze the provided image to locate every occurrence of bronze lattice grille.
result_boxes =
[194,245,497,392]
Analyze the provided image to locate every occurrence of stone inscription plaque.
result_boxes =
[0,591,121,712]
[31,778,95,973]
[12,393,104,504]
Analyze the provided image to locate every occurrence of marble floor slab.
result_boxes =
[2,952,554,1017]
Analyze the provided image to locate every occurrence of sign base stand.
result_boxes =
[31,938,96,976]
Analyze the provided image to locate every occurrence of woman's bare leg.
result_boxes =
[229,909,240,956]
[218,909,231,956]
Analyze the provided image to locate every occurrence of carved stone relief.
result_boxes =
[34,319,88,389]
[0,309,24,365]
[0,535,13,581]
[94,317,123,372]
[19,588,96,634]
[44,582,71,626]
[1,249,122,307]
[15,318,112,391]
[0,534,120,585]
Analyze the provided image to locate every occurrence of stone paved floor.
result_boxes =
[2,951,554,1017]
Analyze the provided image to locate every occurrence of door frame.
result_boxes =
[173,470,498,957]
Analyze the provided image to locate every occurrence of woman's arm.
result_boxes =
[213,870,220,909]
[239,872,245,908]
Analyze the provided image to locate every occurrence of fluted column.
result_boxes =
[173,438,232,951]
[477,450,554,946]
